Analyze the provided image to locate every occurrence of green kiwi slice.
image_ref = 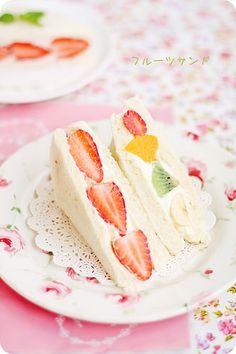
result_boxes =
[152,162,178,197]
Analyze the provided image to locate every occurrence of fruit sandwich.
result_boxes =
[51,121,170,292]
[111,97,210,255]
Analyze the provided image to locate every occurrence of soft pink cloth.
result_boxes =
[0,102,174,162]
[0,102,189,353]
[0,280,189,354]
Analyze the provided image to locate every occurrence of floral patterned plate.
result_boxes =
[0,119,235,324]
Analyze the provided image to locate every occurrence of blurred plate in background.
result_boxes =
[0,0,111,103]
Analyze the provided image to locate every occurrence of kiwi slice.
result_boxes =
[152,162,178,197]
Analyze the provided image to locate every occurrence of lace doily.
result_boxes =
[28,175,216,285]
[28,176,111,284]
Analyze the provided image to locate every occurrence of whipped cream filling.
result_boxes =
[126,151,194,236]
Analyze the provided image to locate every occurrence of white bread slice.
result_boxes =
[51,121,170,292]
[111,97,210,254]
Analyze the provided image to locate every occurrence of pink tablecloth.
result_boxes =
[0,102,189,354]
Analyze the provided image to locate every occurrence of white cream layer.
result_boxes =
[126,152,195,237]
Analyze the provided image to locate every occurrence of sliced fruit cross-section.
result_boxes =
[170,193,189,226]
[51,37,89,58]
[125,135,158,162]
[0,46,10,59]
[152,162,178,197]
[9,42,50,59]
[112,230,152,281]
[87,182,127,235]
[68,129,104,183]
[123,110,147,136]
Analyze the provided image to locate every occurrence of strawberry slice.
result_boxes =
[68,129,103,183]
[9,42,50,59]
[123,110,147,136]
[51,37,89,58]
[87,182,127,235]
[112,230,152,281]
[0,46,10,59]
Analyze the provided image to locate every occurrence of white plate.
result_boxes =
[0,119,236,324]
[0,0,111,103]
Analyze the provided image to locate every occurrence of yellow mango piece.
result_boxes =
[125,135,158,162]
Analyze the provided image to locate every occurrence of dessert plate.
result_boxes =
[0,119,236,324]
[0,0,111,103]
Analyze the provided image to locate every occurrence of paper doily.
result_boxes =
[28,175,216,286]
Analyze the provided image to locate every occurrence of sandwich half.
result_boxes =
[51,121,170,292]
[111,97,210,255]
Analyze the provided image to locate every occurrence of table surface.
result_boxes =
[1,0,236,353]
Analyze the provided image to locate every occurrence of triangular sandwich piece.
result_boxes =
[111,97,210,255]
[51,121,170,292]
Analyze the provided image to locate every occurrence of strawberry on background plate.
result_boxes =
[87,182,127,235]
[112,230,152,281]
[123,110,147,136]
[0,46,10,59]
[51,37,89,58]
[67,129,104,183]
[9,42,50,59]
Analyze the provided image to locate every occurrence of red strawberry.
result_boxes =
[0,46,10,59]
[112,230,152,281]
[87,182,127,235]
[68,129,103,183]
[9,42,50,59]
[51,37,89,58]
[123,110,147,136]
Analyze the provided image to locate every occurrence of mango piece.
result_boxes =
[125,135,158,162]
